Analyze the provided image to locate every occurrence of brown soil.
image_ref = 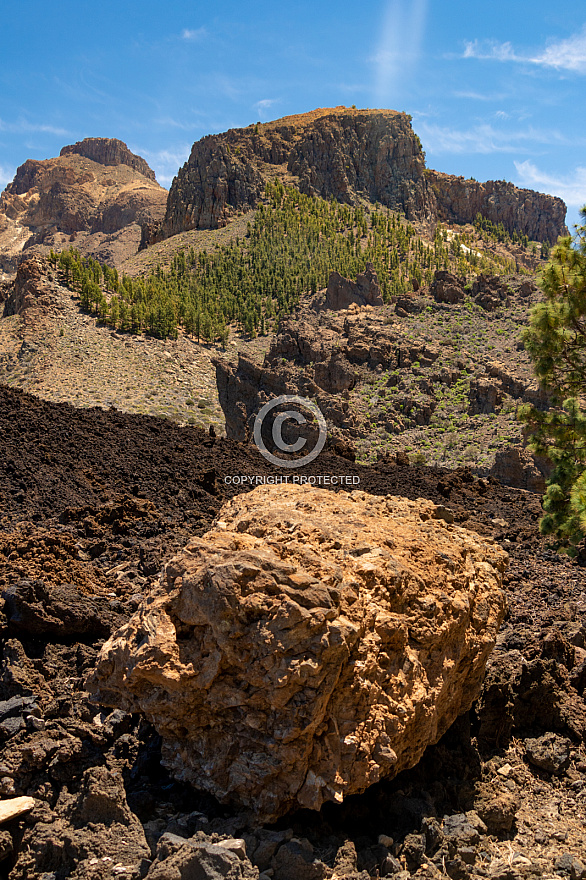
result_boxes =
[0,385,585,878]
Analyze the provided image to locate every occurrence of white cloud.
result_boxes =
[134,145,192,187]
[418,121,569,155]
[372,0,428,104]
[253,98,278,120]
[181,27,207,41]
[463,25,586,74]
[453,90,506,101]
[514,160,586,208]
[0,117,69,136]
[463,40,520,64]
[534,27,586,72]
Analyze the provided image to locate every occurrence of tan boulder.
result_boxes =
[89,486,507,822]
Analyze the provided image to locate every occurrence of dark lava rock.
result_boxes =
[2,578,114,638]
[525,732,571,776]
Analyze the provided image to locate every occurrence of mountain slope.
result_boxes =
[144,107,567,245]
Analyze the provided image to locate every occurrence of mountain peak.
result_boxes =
[59,137,156,181]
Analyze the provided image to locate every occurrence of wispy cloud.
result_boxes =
[0,117,69,136]
[253,98,278,120]
[136,145,191,187]
[0,164,15,191]
[514,160,586,208]
[372,0,428,104]
[453,90,507,102]
[419,121,573,155]
[464,25,586,74]
[181,27,207,42]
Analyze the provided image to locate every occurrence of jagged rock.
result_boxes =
[430,271,465,305]
[474,783,519,834]
[145,107,566,243]
[10,767,150,880]
[524,732,571,775]
[467,378,503,415]
[473,275,511,311]
[89,485,507,822]
[488,445,551,493]
[271,838,327,880]
[2,257,57,319]
[395,293,426,314]
[314,353,356,393]
[322,263,383,310]
[146,838,259,879]
[59,138,156,181]
[2,577,116,638]
[554,853,586,880]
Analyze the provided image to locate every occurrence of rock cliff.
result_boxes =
[426,170,565,244]
[89,484,507,822]
[0,139,167,270]
[59,137,156,181]
[146,107,566,244]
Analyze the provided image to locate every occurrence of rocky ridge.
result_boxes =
[0,139,167,272]
[145,107,566,245]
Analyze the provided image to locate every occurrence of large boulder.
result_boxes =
[88,486,507,822]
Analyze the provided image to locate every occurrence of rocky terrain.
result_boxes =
[0,106,584,880]
[0,139,167,273]
[215,265,550,483]
[145,108,566,244]
[0,386,585,879]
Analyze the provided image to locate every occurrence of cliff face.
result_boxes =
[149,107,567,245]
[154,107,432,240]
[0,139,167,270]
[59,138,157,182]
[426,171,566,244]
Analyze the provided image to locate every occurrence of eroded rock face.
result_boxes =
[59,138,157,181]
[89,485,507,822]
[145,106,567,244]
[427,170,566,245]
[322,263,383,310]
[0,140,167,268]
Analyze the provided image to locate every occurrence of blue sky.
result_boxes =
[2,0,585,234]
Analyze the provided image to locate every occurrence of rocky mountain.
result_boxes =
[145,107,567,245]
[0,138,167,272]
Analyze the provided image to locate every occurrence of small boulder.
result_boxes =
[524,732,571,776]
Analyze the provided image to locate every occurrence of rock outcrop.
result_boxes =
[89,485,507,822]
[144,107,567,244]
[59,137,156,181]
[487,445,551,493]
[0,139,167,269]
[426,170,565,245]
[321,263,383,310]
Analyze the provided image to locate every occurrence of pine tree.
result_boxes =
[519,209,586,548]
